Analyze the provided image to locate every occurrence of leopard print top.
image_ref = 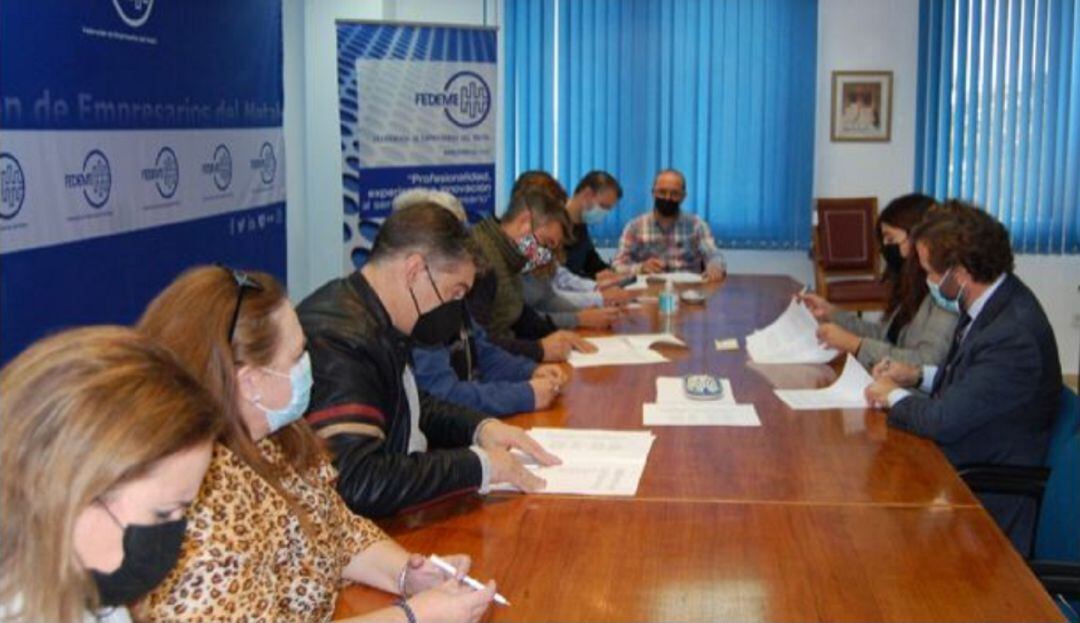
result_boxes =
[134,441,387,622]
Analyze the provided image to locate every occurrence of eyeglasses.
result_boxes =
[219,265,264,343]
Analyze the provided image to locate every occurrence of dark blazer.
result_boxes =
[889,273,1061,547]
[297,271,486,518]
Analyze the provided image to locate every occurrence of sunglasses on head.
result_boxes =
[216,264,265,343]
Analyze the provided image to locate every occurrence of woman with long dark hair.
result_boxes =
[802,193,959,367]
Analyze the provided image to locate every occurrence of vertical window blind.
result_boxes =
[916,0,1080,253]
[504,0,818,248]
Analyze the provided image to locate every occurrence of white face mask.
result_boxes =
[252,351,312,434]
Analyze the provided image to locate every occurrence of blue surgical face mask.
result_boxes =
[926,268,964,314]
[582,203,608,226]
[254,351,312,433]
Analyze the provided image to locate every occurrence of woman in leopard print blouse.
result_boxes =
[133,266,494,623]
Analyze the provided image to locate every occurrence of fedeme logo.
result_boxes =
[414,71,492,129]
[250,142,276,185]
[0,153,26,220]
[142,146,179,199]
[202,144,232,191]
[65,149,112,209]
[112,0,154,28]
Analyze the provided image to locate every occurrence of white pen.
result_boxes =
[428,554,511,607]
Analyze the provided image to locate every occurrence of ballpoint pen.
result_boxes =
[428,554,511,607]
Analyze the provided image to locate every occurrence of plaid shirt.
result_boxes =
[612,212,725,273]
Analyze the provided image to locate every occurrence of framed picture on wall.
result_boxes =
[830,71,893,142]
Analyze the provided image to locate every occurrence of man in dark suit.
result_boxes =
[865,201,1061,551]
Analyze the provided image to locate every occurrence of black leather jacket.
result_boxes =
[296,271,486,518]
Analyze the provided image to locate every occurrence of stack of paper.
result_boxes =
[568,333,686,368]
[746,299,838,364]
[493,428,656,496]
[642,377,762,427]
[774,354,873,410]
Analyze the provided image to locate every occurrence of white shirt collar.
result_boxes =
[964,272,1007,322]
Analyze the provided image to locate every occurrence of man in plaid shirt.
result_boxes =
[612,169,726,281]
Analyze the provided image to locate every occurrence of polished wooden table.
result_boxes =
[336,275,1063,622]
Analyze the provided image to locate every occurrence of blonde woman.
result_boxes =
[0,327,221,623]
[135,266,493,623]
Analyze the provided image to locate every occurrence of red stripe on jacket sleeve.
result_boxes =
[306,403,386,426]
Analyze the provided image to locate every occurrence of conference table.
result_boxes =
[335,275,1064,622]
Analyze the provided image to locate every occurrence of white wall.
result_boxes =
[814,0,919,202]
[1014,256,1080,375]
[383,0,492,23]
[282,0,308,300]
[285,1,385,301]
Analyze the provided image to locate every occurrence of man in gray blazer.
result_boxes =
[865,202,1061,551]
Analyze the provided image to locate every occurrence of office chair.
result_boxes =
[812,197,890,312]
[960,386,1080,621]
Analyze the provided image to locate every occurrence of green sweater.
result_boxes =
[471,217,528,338]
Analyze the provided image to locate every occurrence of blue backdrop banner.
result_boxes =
[0,0,286,363]
[337,22,497,270]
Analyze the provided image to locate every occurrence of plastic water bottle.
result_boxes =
[659,278,679,315]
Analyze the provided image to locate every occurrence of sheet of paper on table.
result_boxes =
[774,354,873,410]
[491,428,656,496]
[746,299,838,364]
[643,377,761,427]
[568,333,686,368]
[643,403,760,427]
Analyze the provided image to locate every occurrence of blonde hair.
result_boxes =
[0,326,221,623]
[138,266,326,534]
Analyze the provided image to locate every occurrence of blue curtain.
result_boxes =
[504,0,557,177]
[916,0,1080,254]
[503,0,818,248]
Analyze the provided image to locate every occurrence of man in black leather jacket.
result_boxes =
[298,203,560,518]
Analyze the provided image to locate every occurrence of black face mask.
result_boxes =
[409,264,465,347]
[91,505,187,607]
[654,197,680,218]
[881,243,904,274]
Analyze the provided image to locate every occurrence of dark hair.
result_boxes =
[506,172,573,243]
[877,193,936,333]
[369,202,479,269]
[512,170,569,205]
[911,200,1014,282]
[573,170,623,199]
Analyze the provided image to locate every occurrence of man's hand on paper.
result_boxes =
[864,378,900,408]
[477,420,562,466]
[871,357,920,387]
[641,258,665,274]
